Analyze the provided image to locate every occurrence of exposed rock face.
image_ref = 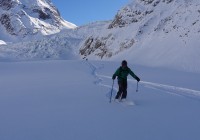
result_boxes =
[108,0,175,29]
[0,0,16,10]
[0,14,14,35]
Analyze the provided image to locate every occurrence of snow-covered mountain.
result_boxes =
[0,0,76,42]
[80,0,200,72]
[1,0,200,73]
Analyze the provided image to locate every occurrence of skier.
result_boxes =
[112,60,140,101]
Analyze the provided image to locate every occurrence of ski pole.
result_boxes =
[136,81,139,92]
[110,80,114,103]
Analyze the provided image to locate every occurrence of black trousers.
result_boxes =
[115,80,127,99]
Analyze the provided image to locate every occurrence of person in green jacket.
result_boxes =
[112,60,140,100]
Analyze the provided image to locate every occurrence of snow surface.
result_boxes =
[0,40,6,45]
[0,59,200,140]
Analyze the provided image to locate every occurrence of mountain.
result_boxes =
[80,0,200,71]
[0,0,76,42]
[79,0,200,72]
[0,0,200,73]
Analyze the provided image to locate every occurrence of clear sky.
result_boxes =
[51,0,130,26]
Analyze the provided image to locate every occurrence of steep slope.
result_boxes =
[0,0,76,42]
[79,0,200,72]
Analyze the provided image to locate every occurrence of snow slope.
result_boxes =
[0,21,108,61]
[0,60,200,140]
[0,40,6,45]
[79,0,200,73]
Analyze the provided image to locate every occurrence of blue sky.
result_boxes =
[51,0,130,26]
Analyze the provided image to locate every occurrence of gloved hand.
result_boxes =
[136,77,140,82]
[112,75,116,80]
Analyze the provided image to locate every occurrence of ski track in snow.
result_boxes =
[84,60,118,100]
[84,60,200,101]
[140,81,200,101]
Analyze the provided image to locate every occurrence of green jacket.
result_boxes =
[112,66,139,81]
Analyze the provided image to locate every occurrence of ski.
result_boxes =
[114,99,135,106]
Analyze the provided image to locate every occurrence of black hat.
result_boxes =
[121,60,127,66]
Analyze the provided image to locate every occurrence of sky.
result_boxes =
[51,0,130,26]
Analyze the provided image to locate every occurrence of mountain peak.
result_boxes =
[0,0,76,42]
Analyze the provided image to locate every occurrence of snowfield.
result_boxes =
[0,60,200,140]
[1,1,200,139]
